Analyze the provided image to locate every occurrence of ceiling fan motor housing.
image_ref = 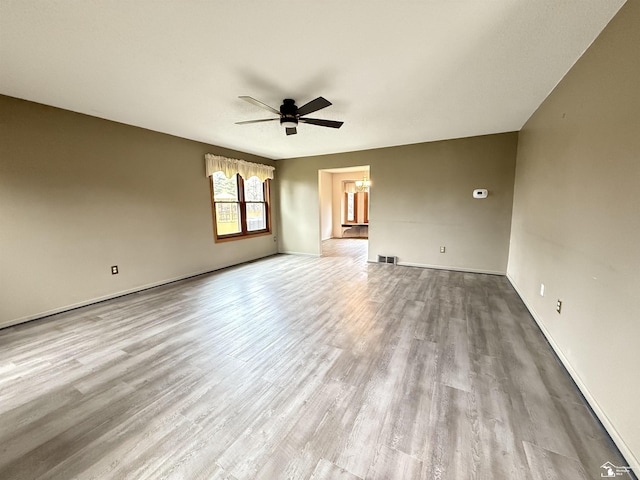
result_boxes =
[280,99,299,126]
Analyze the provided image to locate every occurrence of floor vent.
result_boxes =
[377,255,397,265]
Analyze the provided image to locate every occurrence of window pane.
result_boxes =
[246,202,266,231]
[212,172,239,201]
[347,193,355,222]
[215,203,241,235]
[244,176,264,202]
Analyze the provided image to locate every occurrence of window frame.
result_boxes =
[209,174,271,243]
[344,191,370,225]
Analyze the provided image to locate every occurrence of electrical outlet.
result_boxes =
[440,246,446,253]
[556,299,562,314]
[111,265,119,275]
[540,283,545,296]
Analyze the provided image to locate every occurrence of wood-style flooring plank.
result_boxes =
[0,239,632,480]
[523,441,589,480]
[308,458,362,480]
[367,445,422,480]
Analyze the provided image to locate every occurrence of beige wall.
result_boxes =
[278,133,518,273]
[507,0,640,468]
[319,171,333,240]
[0,95,277,328]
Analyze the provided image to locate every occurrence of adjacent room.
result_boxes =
[319,166,370,260]
[1,1,638,479]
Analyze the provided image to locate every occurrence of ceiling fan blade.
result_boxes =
[296,97,332,117]
[235,118,279,125]
[286,127,297,136]
[299,117,344,129]
[238,96,281,115]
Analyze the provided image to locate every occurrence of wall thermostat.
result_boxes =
[473,189,488,199]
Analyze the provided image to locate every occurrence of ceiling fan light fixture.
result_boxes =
[238,96,342,136]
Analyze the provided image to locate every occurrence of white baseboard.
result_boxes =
[507,274,639,476]
[279,251,321,257]
[374,260,505,276]
[1,253,276,330]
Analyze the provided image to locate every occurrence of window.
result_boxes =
[343,190,368,224]
[210,171,271,241]
[346,192,356,222]
[244,176,267,232]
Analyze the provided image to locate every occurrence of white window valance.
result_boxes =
[205,154,275,182]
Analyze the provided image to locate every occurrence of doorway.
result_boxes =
[318,166,370,260]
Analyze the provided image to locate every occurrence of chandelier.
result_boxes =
[355,175,371,192]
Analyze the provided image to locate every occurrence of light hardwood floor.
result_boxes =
[0,239,632,480]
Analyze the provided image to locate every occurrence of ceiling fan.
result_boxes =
[236,96,344,136]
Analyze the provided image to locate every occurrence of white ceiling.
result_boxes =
[0,1,625,160]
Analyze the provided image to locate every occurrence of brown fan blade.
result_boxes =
[286,127,297,136]
[299,118,344,129]
[296,97,332,117]
[235,118,280,125]
[238,96,281,115]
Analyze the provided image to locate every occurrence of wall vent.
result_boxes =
[377,255,397,265]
